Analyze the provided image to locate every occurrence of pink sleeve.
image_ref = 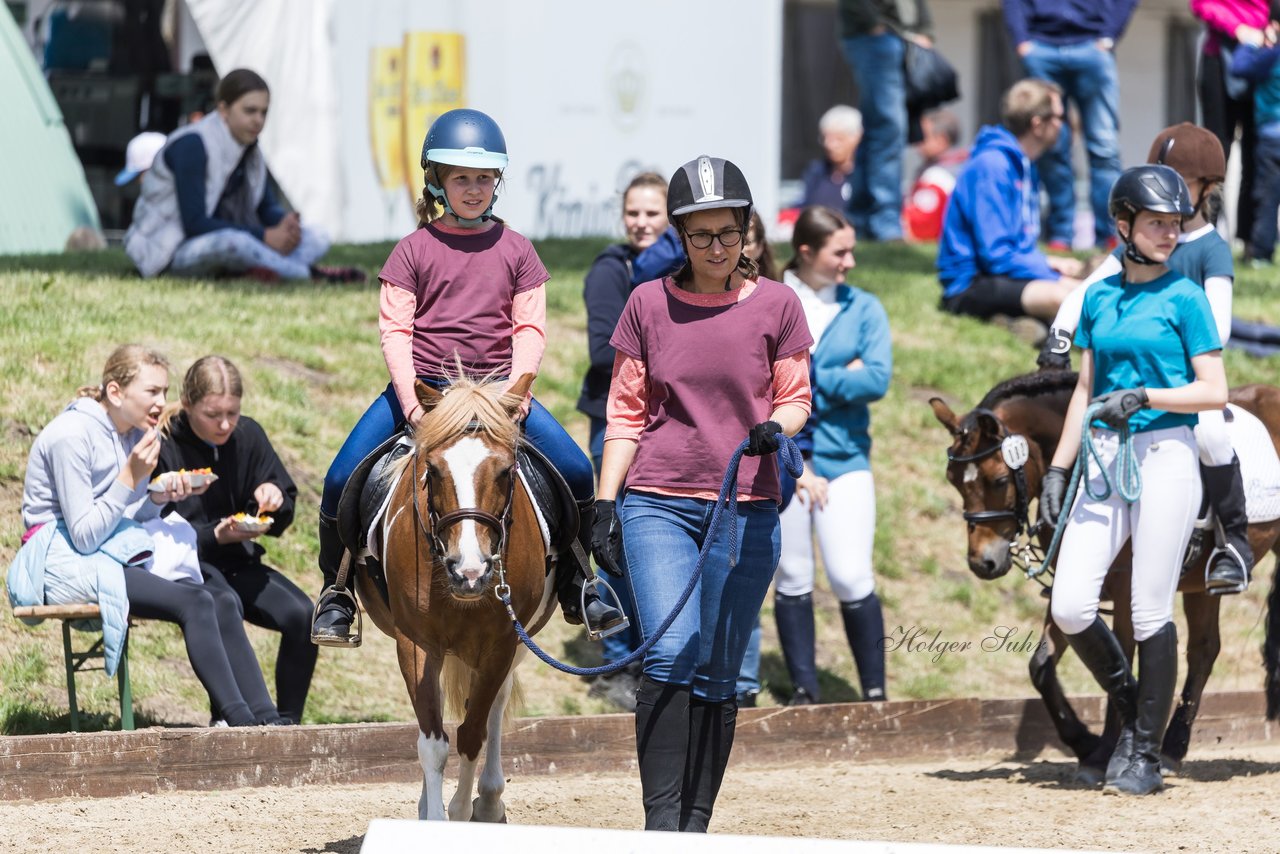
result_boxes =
[604,353,648,441]
[379,282,421,423]
[771,352,812,415]
[1190,0,1255,35]
[510,284,547,380]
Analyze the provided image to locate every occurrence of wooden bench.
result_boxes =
[11,604,135,732]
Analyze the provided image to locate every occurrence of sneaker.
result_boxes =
[1097,236,1119,252]
[587,670,639,713]
[208,717,229,728]
[1046,240,1072,253]
[244,266,282,284]
[787,686,818,706]
[310,265,367,283]
[1246,257,1273,271]
[736,690,759,708]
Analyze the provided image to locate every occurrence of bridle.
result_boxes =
[410,424,519,573]
[947,407,1049,581]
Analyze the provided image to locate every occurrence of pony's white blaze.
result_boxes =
[443,436,493,585]
[964,463,979,484]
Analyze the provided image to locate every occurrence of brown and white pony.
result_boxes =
[357,373,557,821]
[930,370,1280,783]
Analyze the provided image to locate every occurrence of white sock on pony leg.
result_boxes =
[472,672,514,822]
[417,730,450,821]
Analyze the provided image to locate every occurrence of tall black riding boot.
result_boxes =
[680,696,738,832]
[1108,622,1177,796]
[1203,457,1254,595]
[556,499,627,640]
[311,513,360,647]
[1064,617,1137,784]
[774,592,820,704]
[634,676,691,831]
[840,592,888,701]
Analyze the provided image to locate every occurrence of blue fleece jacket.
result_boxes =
[1230,44,1280,132]
[630,227,685,286]
[809,284,892,479]
[1001,0,1138,47]
[937,124,1057,299]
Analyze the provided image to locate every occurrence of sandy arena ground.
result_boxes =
[3,742,1280,853]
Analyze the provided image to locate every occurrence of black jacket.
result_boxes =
[577,242,638,420]
[839,0,933,38]
[157,412,297,569]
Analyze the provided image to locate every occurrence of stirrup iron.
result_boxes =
[311,584,363,647]
[583,576,630,643]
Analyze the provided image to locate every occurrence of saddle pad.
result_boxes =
[1229,403,1280,523]
[518,465,553,557]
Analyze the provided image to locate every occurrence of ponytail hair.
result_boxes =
[785,206,851,274]
[77,344,169,402]
[158,355,244,436]
[747,210,779,281]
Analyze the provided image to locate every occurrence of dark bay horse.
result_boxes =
[930,370,1280,783]
[357,373,556,821]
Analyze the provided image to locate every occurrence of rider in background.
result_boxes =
[591,156,812,831]
[157,356,317,724]
[311,109,624,647]
[1040,166,1228,796]
[1040,124,1252,594]
[774,206,891,706]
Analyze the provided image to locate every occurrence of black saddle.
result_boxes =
[334,430,580,586]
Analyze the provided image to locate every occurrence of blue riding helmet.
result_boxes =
[421,109,508,226]
[420,108,509,170]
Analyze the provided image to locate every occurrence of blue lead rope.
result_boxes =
[501,434,805,677]
[1032,402,1142,579]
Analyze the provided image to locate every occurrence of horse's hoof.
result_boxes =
[470,797,507,823]
[1074,764,1106,787]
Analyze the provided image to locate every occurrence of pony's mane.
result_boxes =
[977,369,1077,410]
[389,375,521,479]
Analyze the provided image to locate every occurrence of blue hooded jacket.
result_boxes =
[937,124,1058,299]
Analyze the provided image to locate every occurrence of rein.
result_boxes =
[497,435,806,678]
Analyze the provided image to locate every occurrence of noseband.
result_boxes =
[411,424,518,565]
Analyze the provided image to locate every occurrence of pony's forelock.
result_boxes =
[388,374,521,481]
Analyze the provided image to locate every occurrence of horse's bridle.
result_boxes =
[410,427,519,570]
[947,407,1034,537]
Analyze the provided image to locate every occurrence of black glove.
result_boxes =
[590,499,624,577]
[1091,387,1149,429]
[745,420,783,457]
[1039,465,1070,528]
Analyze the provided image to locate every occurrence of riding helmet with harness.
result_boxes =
[421,108,508,227]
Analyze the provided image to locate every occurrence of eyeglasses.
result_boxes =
[685,229,744,249]
[1044,111,1066,122]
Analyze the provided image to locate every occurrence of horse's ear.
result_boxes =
[500,373,535,415]
[416,380,444,414]
[976,411,1003,438]
[929,398,961,437]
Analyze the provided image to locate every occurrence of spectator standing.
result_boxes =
[157,356,318,724]
[1191,0,1271,251]
[1229,25,1280,266]
[937,79,1084,328]
[837,0,934,242]
[577,172,670,710]
[1003,0,1137,250]
[903,108,969,241]
[799,106,862,211]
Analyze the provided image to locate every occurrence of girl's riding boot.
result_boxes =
[840,592,888,701]
[311,513,360,647]
[1065,616,1137,784]
[679,696,738,832]
[1202,457,1254,595]
[634,676,691,831]
[774,592,821,703]
[1108,622,1177,796]
[556,499,626,639]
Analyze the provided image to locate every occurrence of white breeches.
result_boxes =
[1051,426,1201,642]
[1194,407,1234,467]
[775,469,876,602]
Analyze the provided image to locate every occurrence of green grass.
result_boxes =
[2,239,1278,732]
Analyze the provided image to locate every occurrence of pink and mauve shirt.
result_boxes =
[1190,0,1269,56]
[608,277,813,503]
[379,221,548,420]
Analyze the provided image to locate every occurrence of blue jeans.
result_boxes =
[1021,41,1122,246]
[1250,133,1280,261]
[320,381,594,517]
[736,618,762,697]
[621,491,781,701]
[842,33,906,241]
[588,415,644,664]
[170,226,330,280]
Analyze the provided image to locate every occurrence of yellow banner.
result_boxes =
[368,46,406,193]
[401,32,466,207]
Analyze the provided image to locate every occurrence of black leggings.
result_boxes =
[122,566,278,726]
[202,563,318,722]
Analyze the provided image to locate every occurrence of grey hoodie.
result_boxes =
[22,397,160,553]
